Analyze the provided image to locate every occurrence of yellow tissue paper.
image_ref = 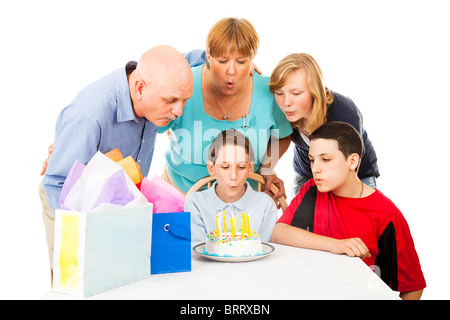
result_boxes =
[105,149,143,185]
[117,156,143,185]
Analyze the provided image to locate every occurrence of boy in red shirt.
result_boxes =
[272,121,425,300]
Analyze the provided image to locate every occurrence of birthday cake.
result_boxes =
[204,231,264,257]
[203,212,264,257]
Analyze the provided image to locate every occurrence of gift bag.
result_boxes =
[151,211,191,274]
[53,205,153,298]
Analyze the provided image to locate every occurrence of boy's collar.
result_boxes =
[209,181,253,212]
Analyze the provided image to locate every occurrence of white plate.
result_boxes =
[192,242,275,262]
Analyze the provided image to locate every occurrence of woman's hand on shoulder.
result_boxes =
[40,144,54,176]
[249,62,262,76]
[261,174,286,209]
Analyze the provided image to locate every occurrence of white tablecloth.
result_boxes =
[43,243,400,300]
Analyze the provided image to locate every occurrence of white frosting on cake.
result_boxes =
[204,231,264,257]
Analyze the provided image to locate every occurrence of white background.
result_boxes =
[1,0,449,299]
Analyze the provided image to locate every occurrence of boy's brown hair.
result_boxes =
[309,121,364,160]
[208,129,255,164]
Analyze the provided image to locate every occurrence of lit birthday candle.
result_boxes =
[230,218,235,238]
[215,213,220,237]
[241,212,246,238]
[222,210,226,232]
[246,212,251,236]
[230,208,236,238]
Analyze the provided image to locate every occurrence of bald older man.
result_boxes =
[40,45,193,274]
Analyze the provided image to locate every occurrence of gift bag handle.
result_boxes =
[164,224,190,240]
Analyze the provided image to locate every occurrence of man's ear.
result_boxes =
[249,161,255,173]
[349,153,361,172]
[134,79,145,101]
[207,160,215,176]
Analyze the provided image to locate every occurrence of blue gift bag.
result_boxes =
[151,211,191,274]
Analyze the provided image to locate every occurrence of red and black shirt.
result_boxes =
[278,179,426,292]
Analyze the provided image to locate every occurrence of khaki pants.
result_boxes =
[39,181,54,286]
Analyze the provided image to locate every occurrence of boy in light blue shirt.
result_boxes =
[185,129,278,244]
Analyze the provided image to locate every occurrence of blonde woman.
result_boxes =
[269,53,379,195]
[160,18,292,198]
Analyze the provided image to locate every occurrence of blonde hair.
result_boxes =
[269,53,334,135]
[206,18,259,59]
